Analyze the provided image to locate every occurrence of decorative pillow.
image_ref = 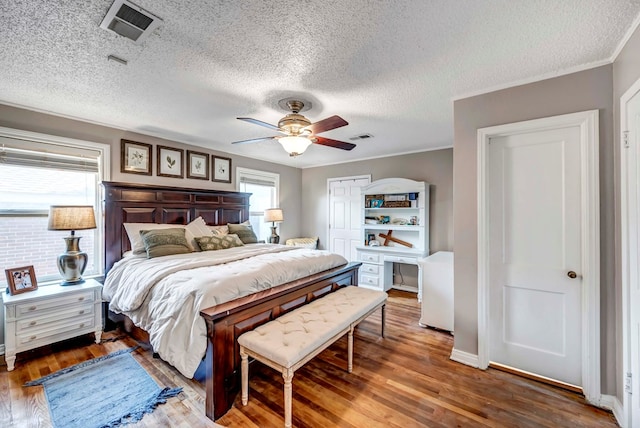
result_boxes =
[124,217,213,254]
[139,228,192,258]
[227,222,258,244]
[195,234,245,251]
[207,225,229,236]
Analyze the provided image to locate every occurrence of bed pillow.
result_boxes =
[227,222,258,244]
[195,234,245,251]
[208,225,229,236]
[139,228,192,258]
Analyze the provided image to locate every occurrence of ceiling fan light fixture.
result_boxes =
[279,136,312,157]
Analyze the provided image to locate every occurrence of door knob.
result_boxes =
[567,271,577,279]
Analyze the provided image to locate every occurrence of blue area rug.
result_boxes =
[25,347,182,428]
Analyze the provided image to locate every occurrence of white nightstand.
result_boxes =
[2,278,103,371]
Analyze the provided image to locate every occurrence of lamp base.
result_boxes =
[268,226,280,244]
[58,236,88,286]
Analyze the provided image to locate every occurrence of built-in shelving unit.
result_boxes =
[356,178,429,294]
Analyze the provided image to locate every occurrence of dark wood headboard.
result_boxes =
[102,181,251,274]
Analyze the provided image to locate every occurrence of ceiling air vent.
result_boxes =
[100,0,162,44]
[349,133,374,141]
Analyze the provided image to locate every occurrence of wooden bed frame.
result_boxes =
[102,181,361,421]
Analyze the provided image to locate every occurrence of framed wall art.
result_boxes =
[121,139,152,175]
[212,155,232,183]
[157,145,184,178]
[186,150,210,180]
[5,265,38,295]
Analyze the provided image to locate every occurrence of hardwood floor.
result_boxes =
[0,291,618,427]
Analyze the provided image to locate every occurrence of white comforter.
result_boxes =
[103,244,347,378]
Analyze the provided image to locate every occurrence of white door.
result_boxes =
[488,127,583,386]
[328,177,370,261]
[625,87,640,427]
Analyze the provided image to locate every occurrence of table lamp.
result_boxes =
[48,205,96,285]
[264,208,284,244]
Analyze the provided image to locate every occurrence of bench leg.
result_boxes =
[348,326,354,373]
[283,368,294,428]
[381,304,386,338]
[240,349,249,406]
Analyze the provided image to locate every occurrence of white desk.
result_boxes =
[356,245,427,300]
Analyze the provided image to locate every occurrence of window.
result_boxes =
[236,167,280,242]
[0,129,110,285]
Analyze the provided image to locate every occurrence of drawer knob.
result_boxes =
[80,323,85,328]
[30,321,37,326]
[30,336,36,340]
[28,306,36,311]
[78,297,85,301]
[79,310,85,314]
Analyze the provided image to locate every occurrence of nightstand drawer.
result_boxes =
[17,315,95,347]
[15,290,94,316]
[358,252,380,263]
[16,303,94,333]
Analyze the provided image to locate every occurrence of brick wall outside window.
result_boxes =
[0,216,95,286]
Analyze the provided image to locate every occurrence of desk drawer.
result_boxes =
[359,273,382,289]
[15,291,95,317]
[359,252,380,263]
[384,255,418,265]
[360,263,380,275]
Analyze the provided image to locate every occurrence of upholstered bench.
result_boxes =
[238,286,387,428]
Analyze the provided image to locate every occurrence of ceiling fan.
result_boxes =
[233,99,356,156]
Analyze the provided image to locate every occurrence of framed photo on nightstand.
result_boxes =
[5,265,38,295]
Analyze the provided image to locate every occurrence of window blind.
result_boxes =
[0,136,100,172]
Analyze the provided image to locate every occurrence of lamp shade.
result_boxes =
[279,136,312,156]
[264,208,284,223]
[48,205,97,231]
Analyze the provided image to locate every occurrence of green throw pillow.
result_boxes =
[195,234,245,251]
[227,223,258,244]
[140,228,192,258]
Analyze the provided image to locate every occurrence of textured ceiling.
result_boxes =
[1,0,639,168]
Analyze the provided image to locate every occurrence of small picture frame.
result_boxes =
[157,145,184,178]
[5,265,38,295]
[121,140,152,175]
[371,199,384,208]
[212,155,232,183]
[186,150,210,180]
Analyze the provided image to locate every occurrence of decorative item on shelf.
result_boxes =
[264,208,284,244]
[391,218,408,225]
[367,233,375,245]
[410,216,418,225]
[5,265,38,295]
[48,205,96,285]
[370,199,384,208]
[383,200,411,208]
[378,230,413,248]
[378,215,390,224]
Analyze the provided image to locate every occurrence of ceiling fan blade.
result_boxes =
[237,117,281,131]
[304,115,348,134]
[313,136,356,151]
[231,136,277,145]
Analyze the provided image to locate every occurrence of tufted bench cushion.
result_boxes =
[238,285,387,428]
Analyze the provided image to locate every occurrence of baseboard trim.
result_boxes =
[599,394,624,427]
[450,348,479,368]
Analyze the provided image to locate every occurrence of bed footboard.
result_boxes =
[199,262,361,421]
